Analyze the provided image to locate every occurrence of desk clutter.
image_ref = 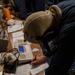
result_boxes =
[0,4,49,75]
[9,31,49,75]
[7,20,24,33]
[0,41,49,75]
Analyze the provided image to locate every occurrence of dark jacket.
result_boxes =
[42,0,75,75]
[46,0,72,6]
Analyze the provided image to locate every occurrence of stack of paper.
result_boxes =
[12,31,24,38]
[15,62,49,75]
[7,20,24,33]
[16,64,31,75]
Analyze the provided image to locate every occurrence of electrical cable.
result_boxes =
[0,48,20,65]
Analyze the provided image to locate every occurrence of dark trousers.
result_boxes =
[14,0,46,19]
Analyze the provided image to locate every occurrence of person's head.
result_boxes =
[23,5,62,44]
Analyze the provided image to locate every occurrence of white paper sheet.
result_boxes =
[30,62,49,75]
[16,64,31,75]
[12,31,24,38]
[7,20,24,33]
[16,62,47,75]
[14,20,23,25]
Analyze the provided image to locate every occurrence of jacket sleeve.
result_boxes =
[40,39,58,57]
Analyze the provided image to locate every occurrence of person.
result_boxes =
[46,0,72,8]
[2,0,46,20]
[40,39,59,75]
[45,0,73,75]
[23,0,75,75]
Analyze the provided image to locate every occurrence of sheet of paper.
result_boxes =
[12,31,24,38]
[8,25,23,33]
[32,48,39,52]
[7,20,24,33]
[16,63,46,75]
[30,62,49,75]
[14,20,23,25]
[16,64,31,75]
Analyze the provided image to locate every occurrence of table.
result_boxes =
[6,26,45,75]
[0,3,45,75]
